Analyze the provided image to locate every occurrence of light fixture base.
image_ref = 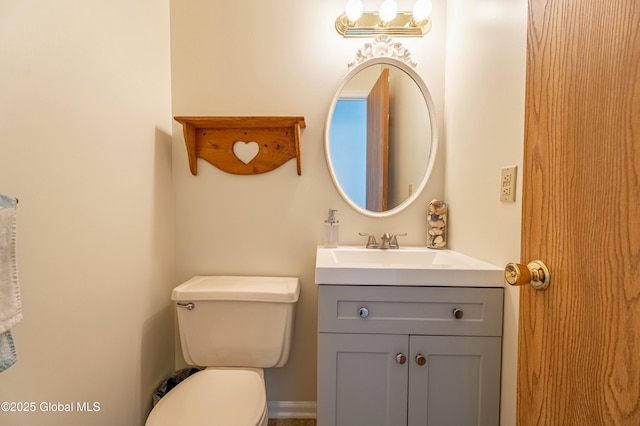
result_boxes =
[336,11,431,37]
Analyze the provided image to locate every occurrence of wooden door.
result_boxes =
[366,68,390,212]
[519,0,640,425]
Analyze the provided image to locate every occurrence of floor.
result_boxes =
[268,420,316,426]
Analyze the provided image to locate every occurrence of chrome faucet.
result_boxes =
[360,232,407,249]
[379,233,393,249]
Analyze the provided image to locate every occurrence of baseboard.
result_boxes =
[267,401,317,419]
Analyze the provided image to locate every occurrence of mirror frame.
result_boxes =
[324,55,439,218]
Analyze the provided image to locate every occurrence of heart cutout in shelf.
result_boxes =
[233,141,259,164]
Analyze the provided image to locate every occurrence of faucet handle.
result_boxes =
[390,233,407,249]
[359,232,378,249]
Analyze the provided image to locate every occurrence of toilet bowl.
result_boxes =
[146,368,268,426]
[146,276,300,426]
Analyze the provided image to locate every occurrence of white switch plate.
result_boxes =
[500,166,517,202]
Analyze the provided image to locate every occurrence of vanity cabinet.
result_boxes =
[317,285,504,426]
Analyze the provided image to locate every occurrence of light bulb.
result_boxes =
[378,0,398,23]
[412,0,432,22]
[345,0,364,22]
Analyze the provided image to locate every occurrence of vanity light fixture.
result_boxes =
[336,0,432,37]
[378,0,399,24]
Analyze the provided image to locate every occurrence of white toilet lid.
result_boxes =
[146,368,267,426]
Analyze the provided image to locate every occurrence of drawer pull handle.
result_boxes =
[452,308,464,319]
[358,307,369,318]
[415,354,427,366]
[396,353,407,364]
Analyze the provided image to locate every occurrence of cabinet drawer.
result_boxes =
[318,285,503,336]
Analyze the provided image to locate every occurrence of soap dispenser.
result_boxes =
[324,209,339,248]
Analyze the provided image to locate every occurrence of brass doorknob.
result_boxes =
[504,260,550,290]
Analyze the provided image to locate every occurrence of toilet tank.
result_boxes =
[171,276,300,368]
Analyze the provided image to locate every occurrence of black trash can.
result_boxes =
[152,367,203,406]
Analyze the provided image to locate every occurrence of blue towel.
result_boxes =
[0,330,16,372]
[0,194,20,372]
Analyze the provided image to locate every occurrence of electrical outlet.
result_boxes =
[500,166,517,202]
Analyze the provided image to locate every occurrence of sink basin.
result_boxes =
[315,246,503,287]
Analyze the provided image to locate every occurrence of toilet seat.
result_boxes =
[146,368,268,426]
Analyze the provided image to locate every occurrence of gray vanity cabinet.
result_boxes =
[318,332,409,425]
[317,285,504,426]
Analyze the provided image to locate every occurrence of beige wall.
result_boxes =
[445,1,527,425]
[170,2,526,420]
[170,0,447,405]
[0,1,174,425]
[0,0,526,423]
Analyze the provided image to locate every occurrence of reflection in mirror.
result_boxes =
[326,51,437,217]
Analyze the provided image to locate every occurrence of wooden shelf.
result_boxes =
[174,116,306,176]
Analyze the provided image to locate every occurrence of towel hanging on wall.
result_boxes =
[0,194,21,372]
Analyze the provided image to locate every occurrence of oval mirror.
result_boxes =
[325,49,438,217]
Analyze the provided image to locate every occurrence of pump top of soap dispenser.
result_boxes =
[325,209,338,224]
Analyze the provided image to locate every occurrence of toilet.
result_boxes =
[146,275,300,426]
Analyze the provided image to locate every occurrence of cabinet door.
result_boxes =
[318,333,408,426]
[408,336,502,426]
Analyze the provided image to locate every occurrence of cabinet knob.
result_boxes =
[358,307,369,318]
[415,354,427,366]
[396,353,407,364]
[452,308,464,319]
